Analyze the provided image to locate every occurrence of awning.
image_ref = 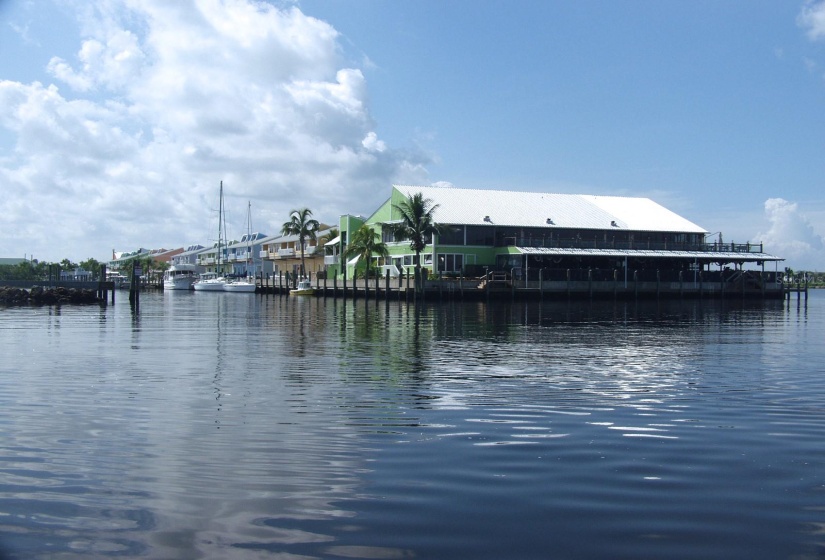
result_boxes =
[324,235,341,246]
[347,255,360,266]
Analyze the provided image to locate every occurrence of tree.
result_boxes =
[318,228,340,254]
[80,258,102,278]
[281,208,320,278]
[388,192,441,288]
[344,225,389,280]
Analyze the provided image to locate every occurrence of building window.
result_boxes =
[381,225,395,243]
[466,226,494,246]
[438,225,465,245]
[437,253,464,273]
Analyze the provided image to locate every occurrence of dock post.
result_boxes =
[588,268,593,300]
[566,269,571,299]
[511,269,515,301]
[539,268,543,301]
[634,270,639,300]
[385,274,390,300]
[613,269,618,300]
[679,270,683,298]
[656,269,660,299]
[721,269,726,299]
[129,260,140,312]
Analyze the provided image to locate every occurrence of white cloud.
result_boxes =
[0,0,430,262]
[754,198,825,270]
[798,0,825,41]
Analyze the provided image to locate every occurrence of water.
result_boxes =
[0,290,823,559]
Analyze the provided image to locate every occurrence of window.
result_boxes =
[381,224,399,243]
[438,225,464,245]
[437,253,464,273]
[466,226,494,246]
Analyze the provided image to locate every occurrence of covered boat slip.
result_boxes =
[479,242,785,299]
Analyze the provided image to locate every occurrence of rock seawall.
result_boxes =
[0,286,103,306]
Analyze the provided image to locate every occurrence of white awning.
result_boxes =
[347,255,360,266]
[324,235,341,246]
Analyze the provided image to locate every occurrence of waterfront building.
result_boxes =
[170,245,205,271]
[335,185,783,290]
[196,242,229,276]
[260,226,335,279]
[225,232,268,277]
[109,247,182,271]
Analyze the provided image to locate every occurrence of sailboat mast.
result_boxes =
[217,181,223,275]
[246,201,253,276]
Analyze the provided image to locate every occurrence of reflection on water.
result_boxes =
[0,292,823,559]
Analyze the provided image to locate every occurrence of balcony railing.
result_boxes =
[278,248,295,257]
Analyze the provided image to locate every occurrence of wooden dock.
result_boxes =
[255,271,788,301]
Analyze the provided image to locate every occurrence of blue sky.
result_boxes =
[1,0,824,269]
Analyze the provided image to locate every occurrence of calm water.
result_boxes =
[1,290,824,559]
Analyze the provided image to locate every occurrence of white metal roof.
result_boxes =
[393,185,707,234]
[517,247,783,261]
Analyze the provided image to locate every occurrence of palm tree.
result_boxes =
[318,227,340,252]
[281,208,320,278]
[388,192,441,289]
[344,225,389,280]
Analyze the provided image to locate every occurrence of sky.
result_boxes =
[1,0,824,270]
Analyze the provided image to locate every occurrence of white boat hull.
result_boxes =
[193,279,226,291]
[223,281,256,293]
[164,277,197,290]
[163,264,199,290]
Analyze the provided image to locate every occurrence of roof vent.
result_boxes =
[546,218,554,225]
[610,220,619,227]
[483,216,491,223]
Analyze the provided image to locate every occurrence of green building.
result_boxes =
[333,185,782,285]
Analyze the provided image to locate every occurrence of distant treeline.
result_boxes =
[0,258,104,282]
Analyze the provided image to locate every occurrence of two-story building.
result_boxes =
[260,226,336,279]
[225,233,269,277]
[336,185,783,285]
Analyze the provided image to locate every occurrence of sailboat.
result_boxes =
[193,182,228,291]
[223,201,257,293]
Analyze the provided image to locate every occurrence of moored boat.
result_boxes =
[223,277,256,293]
[194,181,228,292]
[163,264,199,290]
[193,272,226,291]
[290,278,315,296]
[107,272,129,289]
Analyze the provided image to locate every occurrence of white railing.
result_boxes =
[278,248,295,257]
[324,255,338,265]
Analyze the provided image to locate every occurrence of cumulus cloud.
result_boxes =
[798,0,825,41]
[0,0,429,261]
[754,198,825,270]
